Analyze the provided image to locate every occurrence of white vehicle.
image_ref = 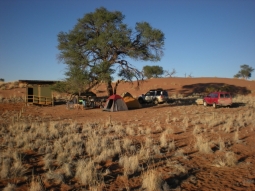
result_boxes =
[138,89,168,105]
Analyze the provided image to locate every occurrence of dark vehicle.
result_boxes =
[203,92,232,108]
[138,89,168,105]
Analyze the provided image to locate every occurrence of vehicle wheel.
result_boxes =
[213,103,217,108]
[154,99,159,105]
[203,101,207,107]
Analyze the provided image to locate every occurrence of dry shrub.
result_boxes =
[61,163,74,178]
[138,145,151,162]
[101,137,111,148]
[96,149,115,163]
[45,170,64,184]
[43,154,54,171]
[75,159,100,186]
[152,145,161,156]
[160,133,168,148]
[145,137,153,148]
[113,139,122,154]
[86,136,101,156]
[193,125,203,135]
[3,183,17,191]
[142,170,163,191]
[213,151,238,167]
[119,155,140,176]
[122,138,132,152]
[56,152,70,165]
[194,135,212,153]
[218,137,225,151]
[155,124,163,132]
[28,177,44,191]
[0,158,11,179]
[233,131,240,143]
[225,151,238,166]
[223,121,232,133]
[167,160,187,174]
[164,127,174,135]
[126,126,135,136]
[11,159,28,178]
[168,140,176,152]
[145,127,151,135]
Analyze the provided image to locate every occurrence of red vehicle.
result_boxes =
[203,92,232,108]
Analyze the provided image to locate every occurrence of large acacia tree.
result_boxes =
[57,7,164,96]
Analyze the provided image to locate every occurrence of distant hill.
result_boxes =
[92,77,255,98]
[0,78,254,100]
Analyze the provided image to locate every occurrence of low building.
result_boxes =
[19,80,58,106]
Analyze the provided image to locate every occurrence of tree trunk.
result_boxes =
[107,81,113,96]
[113,80,120,95]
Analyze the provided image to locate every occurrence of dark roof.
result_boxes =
[19,80,58,85]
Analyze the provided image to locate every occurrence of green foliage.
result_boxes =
[51,81,69,93]
[57,7,165,95]
[51,65,91,95]
[143,65,164,79]
[118,68,135,81]
[234,64,254,79]
[0,78,4,82]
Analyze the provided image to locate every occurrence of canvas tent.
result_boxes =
[121,92,141,109]
[121,92,133,98]
[103,94,128,112]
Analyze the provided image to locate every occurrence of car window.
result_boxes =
[225,94,230,98]
[156,91,161,96]
[220,94,224,98]
[145,92,152,96]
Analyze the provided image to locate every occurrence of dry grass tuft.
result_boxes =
[218,137,225,151]
[119,155,140,176]
[3,183,17,191]
[142,170,163,191]
[28,177,44,191]
[75,159,100,186]
[194,135,212,153]
[213,151,238,167]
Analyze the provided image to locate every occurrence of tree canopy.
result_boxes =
[57,7,165,95]
[234,64,254,79]
[142,65,164,79]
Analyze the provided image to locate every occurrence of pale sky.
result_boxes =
[0,0,255,82]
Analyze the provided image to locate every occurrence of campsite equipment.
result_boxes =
[121,92,141,109]
[103,94,128,112]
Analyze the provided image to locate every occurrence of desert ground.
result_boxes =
[0,77,255,191]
